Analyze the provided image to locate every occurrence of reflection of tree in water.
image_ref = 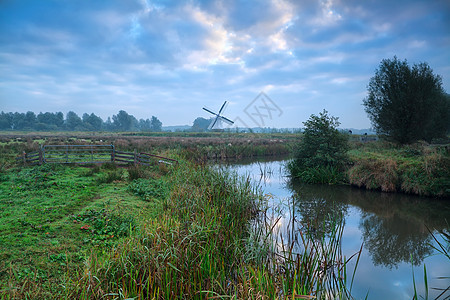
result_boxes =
[288,179,448,268]
[289,180,349,239]
[360,212,433,268]
[350,190,447,268]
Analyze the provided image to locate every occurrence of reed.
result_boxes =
[65,161,260,299]
[240,209,361,299]
[64,160,359,299]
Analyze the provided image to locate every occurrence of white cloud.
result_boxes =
[0,0,448,128]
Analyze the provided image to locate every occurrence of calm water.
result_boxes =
[219,158,450,299]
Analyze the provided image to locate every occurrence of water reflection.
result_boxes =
[288,181,449,268]
[218,158,450,298]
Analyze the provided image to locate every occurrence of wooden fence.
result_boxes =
[16,144,178,166]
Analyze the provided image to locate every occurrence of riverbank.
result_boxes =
[347,141,449,198]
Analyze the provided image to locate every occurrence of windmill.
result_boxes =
[203,101,234,130]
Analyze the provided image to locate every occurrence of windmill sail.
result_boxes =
[202,101,234,130]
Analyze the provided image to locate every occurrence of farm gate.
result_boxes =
[16,144,177,166]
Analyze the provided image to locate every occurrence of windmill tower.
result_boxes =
[203,101,234,131]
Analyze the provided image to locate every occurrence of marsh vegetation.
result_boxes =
[0,132,448,299]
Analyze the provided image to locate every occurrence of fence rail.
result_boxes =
[16,144,177,166]
[139,152,178,165]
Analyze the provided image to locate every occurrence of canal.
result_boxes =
[219,157,450,299]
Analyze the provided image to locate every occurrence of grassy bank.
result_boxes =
[0,137,355,299]
[347,141,450,197]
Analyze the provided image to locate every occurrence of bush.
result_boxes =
[289,110,349,183]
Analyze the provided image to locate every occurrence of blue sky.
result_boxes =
[1,0,449,129]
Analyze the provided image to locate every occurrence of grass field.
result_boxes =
[0,131,296,164]
[0,131,447,298]
[0,133,356,299]
[0,162,151,298]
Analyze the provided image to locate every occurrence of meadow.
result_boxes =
[0,131,447,299]
[0,132,355,299]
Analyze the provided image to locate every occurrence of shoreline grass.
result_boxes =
[347,141,449,197]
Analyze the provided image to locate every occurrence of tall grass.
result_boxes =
[242,207,361,299]
[294,165,346,185]
[347,142,449,197]
[411,228,450,300]
[63,160,359,299]
[66,161,260,299]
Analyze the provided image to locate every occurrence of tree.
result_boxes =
[36,112,64,130]
[23,111,37,130]
[363,57,450,144]
[139,118,151,131]
[0,112,12,130]
[150,116,162,132]
[288,110,349,184]
[65,111,83,130]
[112,110,135,131]
[82,113,103,131]
[191,117,210,132]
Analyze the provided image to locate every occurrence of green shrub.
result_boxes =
[289,110,349,183]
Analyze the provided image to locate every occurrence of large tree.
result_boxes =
[363,57,449,144]
[82,113,103,131]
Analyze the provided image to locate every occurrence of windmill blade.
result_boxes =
[218,101,228,114]
[202,100,233,131]
[208,116,219,130]
[219,115,234,125]
[203,107,217,116]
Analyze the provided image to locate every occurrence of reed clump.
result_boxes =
[348,158,398,192]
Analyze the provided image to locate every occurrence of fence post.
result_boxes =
[39,146,43,165]
[42,145,46,164]
[22,151,26,165]
[111,144,115,163]
[134,149,138,166]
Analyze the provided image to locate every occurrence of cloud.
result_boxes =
[0,0,449,128]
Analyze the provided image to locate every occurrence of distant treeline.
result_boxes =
[0,110,162,132]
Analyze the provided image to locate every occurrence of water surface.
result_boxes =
[220,158,450,299]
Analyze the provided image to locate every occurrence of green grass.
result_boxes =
[0,162,161,299]
[347,141,450,197]
[0,138,359,299]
